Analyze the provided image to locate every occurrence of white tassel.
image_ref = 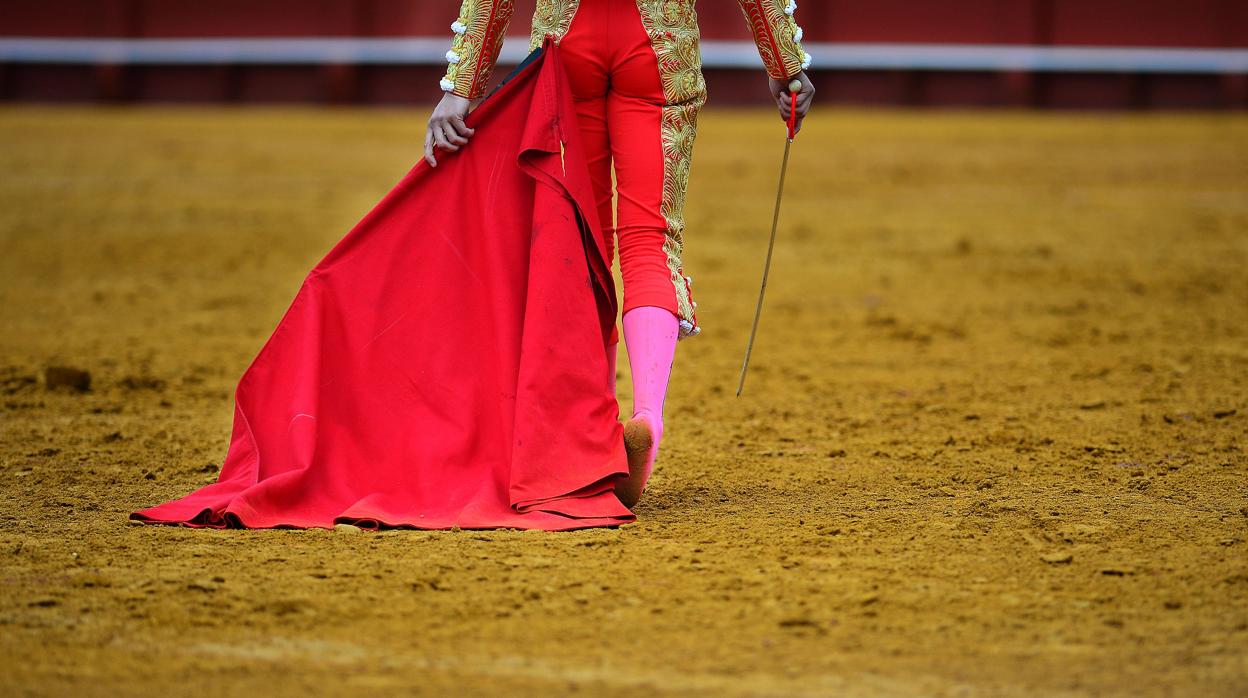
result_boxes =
[784,1,797,16]
[451,20,467,34]
[445,50,461,64]
[801,51,812,70]
[439,77,456,92]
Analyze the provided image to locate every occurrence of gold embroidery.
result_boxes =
[637,0,707,106]
[736,0,808,80]
[528,0,582,52]
[443,0,516,99]
[659,101,702,335]
[637,0,707,336]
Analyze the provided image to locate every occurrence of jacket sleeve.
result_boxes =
[440,0,516,100]
[736,0,812,80]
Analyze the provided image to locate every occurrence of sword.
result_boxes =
[737,79,803,397]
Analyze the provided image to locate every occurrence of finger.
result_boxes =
[449,115,475,137]
[439,123,466,148]
[441,119,468,142]
[440,122,467,145]
[789,95,809,118]
[424,130,437,167]
[432,122,456,149]
[433,129,456,153]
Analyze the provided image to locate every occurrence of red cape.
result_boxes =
[130,39,634,531]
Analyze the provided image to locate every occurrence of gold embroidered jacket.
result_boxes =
[439,0,811,100]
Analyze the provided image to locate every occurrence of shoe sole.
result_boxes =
[617,417,654,509]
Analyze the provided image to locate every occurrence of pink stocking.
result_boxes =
[616,305,678,507]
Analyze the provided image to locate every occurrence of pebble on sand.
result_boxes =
[1041,552,1074,564]
[44,366,91,392]
[334,523,362,534]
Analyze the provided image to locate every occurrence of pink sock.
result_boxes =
[622,305,678,463]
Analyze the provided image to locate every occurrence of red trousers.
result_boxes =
[559,0,689,345]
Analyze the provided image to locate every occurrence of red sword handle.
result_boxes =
[786,78,801,141]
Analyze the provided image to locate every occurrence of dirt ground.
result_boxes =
[0,104,1245,697]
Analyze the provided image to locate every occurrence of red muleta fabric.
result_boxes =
[130,38,634,531]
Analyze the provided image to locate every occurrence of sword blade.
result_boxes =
[736,134,794,396]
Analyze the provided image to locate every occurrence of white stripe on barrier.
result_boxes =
[0,38,1244,73]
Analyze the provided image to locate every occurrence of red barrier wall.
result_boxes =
[2,1,1246,107]
[4,0,1247,45]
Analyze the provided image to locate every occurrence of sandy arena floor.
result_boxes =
[0,105,1245,696]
